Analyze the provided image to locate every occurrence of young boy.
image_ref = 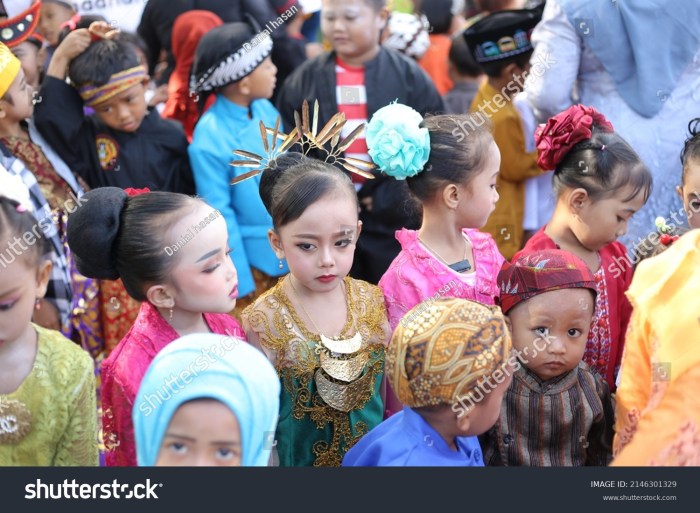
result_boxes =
[443,31,482,115]
[188,23,287,309]
[277,0,444,285]
[33,22,194,193]
[481,249,614,466]
[463,6,544,259]
[0,1,44,89]
[343,297,512,466]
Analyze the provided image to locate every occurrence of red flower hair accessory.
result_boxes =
[534,104,614,171]
[124,187,150,197]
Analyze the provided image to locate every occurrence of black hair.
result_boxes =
[680,118,700,182]
[259,152,308,213]
[416,0,454,34]
[68,38,141,87]
[362,0,388,10]
[0,197,50,269]
[260,158,359,229]
[552,126,653,203]
[116,31,150,66]
[449,32,482,78]
[67,188,202,301]
[405,114,493,203]
[478,50,532,78]
[57,14,107,46]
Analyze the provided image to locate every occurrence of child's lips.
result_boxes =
[229,285,238,299]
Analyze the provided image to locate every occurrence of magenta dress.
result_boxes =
[378,228,505,415]
[100,302,245,466]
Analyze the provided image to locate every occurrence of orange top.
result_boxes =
[418,34,453,96]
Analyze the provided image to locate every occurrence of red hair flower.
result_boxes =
[124,187,151,197]
[534,104,614,171]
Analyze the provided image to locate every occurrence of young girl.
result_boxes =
[0,196,97,466]
[134,333,280,467]
[67,187,245,467]
[515,104,653,391]
[370,104,504,333]
[242,155,391,467]
[678,117,700,229]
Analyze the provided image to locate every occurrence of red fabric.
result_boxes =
[534,104,613,170]
[498,249,596,315]
[335,57,369,185]
[513,227,633,391]
[162,11,223,142]
[101,301,245,466]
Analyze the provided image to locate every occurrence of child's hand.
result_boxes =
[47,29,91,80]
[88,21,120,41]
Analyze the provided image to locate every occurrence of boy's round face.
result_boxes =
[0,69,34,122]
[156,399,242,466]
[247,57,277,100]
[93,82,148,133]
[12,42,41,91]
[507,288,594,381]
[679,159,700,230]
[321,0,388,65]
[38,2,75,47]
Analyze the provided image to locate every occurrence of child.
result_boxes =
[613,230,700,465]
[37,0,75,64]
[276,0,444,285]
[161,11,223,142]
[678,117,700,229]
[67,187,246,466]
[189,22,287,311]
[134,333,280,467]
[0,196,98,466]
[443,31,482,115]
[372,104,504,332]
[516,104,652,391]
[482,250,614,466]
[381,11,430,61]
[0,2,44,89]
[242,153,391,467]
[464,6,545,259]
[33,22,194,194]
[343,297,512,466]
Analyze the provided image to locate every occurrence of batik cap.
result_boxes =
[0,42,21,98]
[387,297,511,408]
[190,22,273,94]
[462,5,543,64]
[498,249,597,315]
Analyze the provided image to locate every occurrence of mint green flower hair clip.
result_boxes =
[366,101,431,180]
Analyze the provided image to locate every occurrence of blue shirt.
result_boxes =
[342,406,484,467]
[189,96,288,297]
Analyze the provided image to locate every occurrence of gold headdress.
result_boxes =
[229,99,376,185]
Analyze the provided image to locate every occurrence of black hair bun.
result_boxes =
[259,152,308,213]
[67,187,127,280]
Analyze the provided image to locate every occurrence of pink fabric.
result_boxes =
[379,228,505,331]
[101,302,245,466]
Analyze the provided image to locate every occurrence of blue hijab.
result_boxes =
[133,334,280,466]
[559,0,700,118]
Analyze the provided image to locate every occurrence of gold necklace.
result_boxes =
[287,276,352,339]
[419,235,472,273]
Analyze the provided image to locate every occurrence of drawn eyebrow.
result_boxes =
[196,249,219,263]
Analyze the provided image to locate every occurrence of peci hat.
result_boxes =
[387,297,511,409]
[462,5,543,64]
[190,22,273,94]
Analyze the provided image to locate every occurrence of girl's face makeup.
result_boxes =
[156,399,242,467]
[0,255,50,348]
[273,192,360,295]
[321,0,388,66]
[166,204,238,316]
[679,160,700,230]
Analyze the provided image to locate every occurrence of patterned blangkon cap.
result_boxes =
[387,297,511,408]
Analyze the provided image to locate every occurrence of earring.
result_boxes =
[34,298,41,311]
[278,259,284,269]
[169,308,173,321]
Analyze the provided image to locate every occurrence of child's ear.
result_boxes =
[268,229,284,259]
[455,407,472,433]
[146,284,175,310]
[237,76,251,96]
[377,7,390,31]
[35,259,53,297]
[442,183,460,210]
[676,185,684,200]
[567,188,590,214]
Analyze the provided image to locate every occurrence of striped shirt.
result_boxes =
[335,57,371,186]
[480,362,614,466]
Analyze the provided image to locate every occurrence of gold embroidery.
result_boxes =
[0,399,32,444]
[244,278,389,466]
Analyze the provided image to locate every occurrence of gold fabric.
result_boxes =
[388,297,512,408]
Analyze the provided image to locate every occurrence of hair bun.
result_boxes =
[67,187,127,280]
[259,152,307,214]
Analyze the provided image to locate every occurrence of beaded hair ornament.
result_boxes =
[229,99,376,185]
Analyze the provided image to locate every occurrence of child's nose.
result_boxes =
[319,246,334,267]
